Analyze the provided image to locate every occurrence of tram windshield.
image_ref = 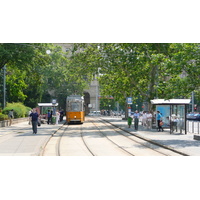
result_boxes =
[70,102,81,111]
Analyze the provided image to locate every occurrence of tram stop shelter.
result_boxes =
[150,99,191,134]
[37,103,59,118]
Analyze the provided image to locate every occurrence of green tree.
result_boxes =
[0,43,52,70]
[71,43,200,111]
[6,66,27,102]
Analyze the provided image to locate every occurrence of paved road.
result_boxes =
[1,116,200,156]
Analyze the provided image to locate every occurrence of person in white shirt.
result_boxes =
[146,111,153,129]
[142,111,147,127]
[56,110,60,125]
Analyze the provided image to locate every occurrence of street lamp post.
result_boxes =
[3,65,6,109]
[95,68,100,114]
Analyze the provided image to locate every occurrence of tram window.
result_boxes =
[71,102,80,111]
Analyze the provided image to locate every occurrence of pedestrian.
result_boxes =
[133,110,140,130]
[146,111,153,129]
[50,110,53,124]
[8,109,14,126]
[56,110,60,125]
[157,111,163,132]
[142,111,147,127]
[47,110,51,124]
[28,110,32,125]
[29,108,39,134]
[59,109,64,122]
[127,116,132,128]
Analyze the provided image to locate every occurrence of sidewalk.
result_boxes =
[0,119,65,156]
[101,117,200,156]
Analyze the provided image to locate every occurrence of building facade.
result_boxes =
[54,43,100,114]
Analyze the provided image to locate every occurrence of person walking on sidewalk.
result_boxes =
[29,108,39,134]
[157,111,163,132]
[8,109,14,126]
[133,110,140,130]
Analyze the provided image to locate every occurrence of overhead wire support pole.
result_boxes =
[192,91,194,113]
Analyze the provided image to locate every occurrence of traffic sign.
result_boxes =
[126,97,132,104]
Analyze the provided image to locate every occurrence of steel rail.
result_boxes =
[40,123,67,156]
[56,125,69,156]
[101,118,189,156]
[80,124,96,156]
[89,119,135,156]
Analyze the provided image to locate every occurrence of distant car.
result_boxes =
[187,113,200,121]
[88,111,101,116]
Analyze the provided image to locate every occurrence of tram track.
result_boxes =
[41,117,188,156]
[56,125,69,156]
[40,123,68,156]
[96,119,171,156]
[80,124,95,156]
[101,118,189,156]
[89,119,135,156]
[42,122,96,156]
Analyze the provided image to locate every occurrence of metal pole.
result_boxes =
[185,104,187,134]
[192,91,194,113]
[3,65,6,109]
[117,102,119,113]
[170,105,172,134]
[96,79,98,113]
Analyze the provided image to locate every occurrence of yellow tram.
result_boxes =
[66,95,85,124]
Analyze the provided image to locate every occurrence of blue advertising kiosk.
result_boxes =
[150,99,191,134]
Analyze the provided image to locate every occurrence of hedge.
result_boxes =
[2,102,32,119]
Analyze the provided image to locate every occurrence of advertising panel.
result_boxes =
[156,105,170,128]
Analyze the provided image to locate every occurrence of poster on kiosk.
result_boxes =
[156,105,170,128]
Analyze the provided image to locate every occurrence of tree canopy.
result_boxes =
[0,43,93,109]
[71,43,200,110]
[1,43,200,111]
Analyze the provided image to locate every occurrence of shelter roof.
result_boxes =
[150,99,191,105]
[38,103,58,107]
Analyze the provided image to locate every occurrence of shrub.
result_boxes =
[0,113,8,121]
[2,103,32,118]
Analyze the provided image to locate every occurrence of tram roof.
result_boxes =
[38,103,58,107]
[150,99,191,105]
[67,95,84,100]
